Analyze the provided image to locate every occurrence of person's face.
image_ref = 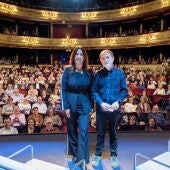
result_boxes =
[74,49,84,70]
[129,116,136,125]
[38,97,43,104]
[4,119,11,129]
[100,51,114,70]
[28,119,34,126]
[149,119,155,127]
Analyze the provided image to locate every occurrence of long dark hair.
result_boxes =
[69,47,89,69]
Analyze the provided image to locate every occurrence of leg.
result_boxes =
[95,111,107,156]
[108,110,120,168]
[108,110,120,156]
[66,112,78,157]
[77,113,89,164]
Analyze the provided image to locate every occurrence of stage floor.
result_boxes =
[0,132,169,170]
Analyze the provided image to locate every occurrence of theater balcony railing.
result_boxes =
[0,30,170,49]
[0,0,170,22]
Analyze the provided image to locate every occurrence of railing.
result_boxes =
[134,139,170,170]
[70,159,86,170]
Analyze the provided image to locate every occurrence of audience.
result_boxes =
[0,61,169,134]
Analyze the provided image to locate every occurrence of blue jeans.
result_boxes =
[95,110,120,157]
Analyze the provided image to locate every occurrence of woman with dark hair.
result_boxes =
[61,47,93,169]
[22,118,40,134]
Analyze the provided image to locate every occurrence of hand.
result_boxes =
[64,109,70,118]
[111,102,119,111]
[101,102,112,111]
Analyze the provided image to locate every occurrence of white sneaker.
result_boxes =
[111,156,119,168]
[92,155,100,167]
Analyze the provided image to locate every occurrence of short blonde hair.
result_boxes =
[99,50,114,58]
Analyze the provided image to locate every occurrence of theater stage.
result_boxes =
[0,132,169,170]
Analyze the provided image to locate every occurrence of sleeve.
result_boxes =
[61,67,70,110]
[91,73,104,105]
[116,70,128,103]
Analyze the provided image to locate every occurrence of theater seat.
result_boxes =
[132,88,143,95]
[146,89,155,95]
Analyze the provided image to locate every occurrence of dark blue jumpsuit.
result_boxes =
[61,67,93,164]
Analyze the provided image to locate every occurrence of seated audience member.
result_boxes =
[140,90,151,104]
[55,100,61,111]
[28,107,43,127]
[135,107,147,126]
[148,104,167,128]
[119,105,129,130]
[50,88,60,102]
[137,80,146,90]
[153,84,166,95]
[22,118,40,134]
[4,84,14,97]
[34,78,44,91]
[40,90,49,105]
[126,89,139,104]
[11,88,24,104]
[26,89,37,105]
[47,74,56,91]
[138,97,151,114]
[147,77,157,89]
[128,80,138,92]
[0,106,4,128]
[32,96,47,116]
[44,108,63,129]
[2,97,14,116]
[40,117,59,134]
[48,97,60,111]
[28,84,38,96]
[10,106,26,133]
[0,116,18,135]
[124,97,138,113]
[127,115,139,130]
[145,117,162,131]
[42,83,52,96]
[18,97,31,117]
[19,84,28,97]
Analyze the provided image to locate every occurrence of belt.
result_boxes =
[67,89,89,95]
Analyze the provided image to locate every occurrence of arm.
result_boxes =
[61,67,70,110]
[91,73,104,105]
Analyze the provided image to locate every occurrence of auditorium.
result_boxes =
[0,0,169,170]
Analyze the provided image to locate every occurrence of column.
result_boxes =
[16,23,18,35]
[160,18,164,31]
[35,25,38,36]
[36,56,38,63]
[50,23,53,38]
[85,23,88,38]
[160,51,163,62]
[119,24,122,36]
[50,54,53,65]
[99,24,102,37]
[140,22,143,34]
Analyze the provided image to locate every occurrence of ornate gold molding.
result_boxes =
[0,30,169,49]
[0,0,169,23]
